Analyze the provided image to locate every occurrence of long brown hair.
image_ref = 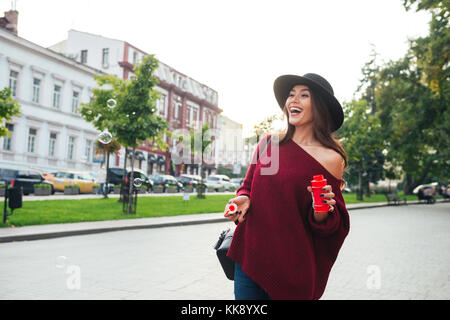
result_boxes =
[279,87,348,172]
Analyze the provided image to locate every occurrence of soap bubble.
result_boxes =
[98,131,112,144]
[55,256,67,268]
[106,98,116,109]
[133,178,143,188]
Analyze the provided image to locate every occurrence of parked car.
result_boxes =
[127,168,154,192]
[106,167,125,186]
[230,178,244,188]
[107,167,154,192]
[177,174,202,188]
[0,167,55,195]
[47,170,96,193]
[149,174,183,193]
[28,167,56,182]
[413,182,438,194]
[206,174,232,191]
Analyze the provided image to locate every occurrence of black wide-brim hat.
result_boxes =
[273,73,344,132]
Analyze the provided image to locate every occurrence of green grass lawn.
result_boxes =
[0,192,423,228]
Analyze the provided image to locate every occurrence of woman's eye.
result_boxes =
[302,94,309,97]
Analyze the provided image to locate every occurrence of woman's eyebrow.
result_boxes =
[290,88,310,93]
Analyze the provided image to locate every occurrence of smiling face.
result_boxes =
[284,85,314,127]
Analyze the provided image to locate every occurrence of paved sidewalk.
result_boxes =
[0,199,440,243]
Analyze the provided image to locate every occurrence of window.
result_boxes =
[9,71,18,97]
[3,123,13,150]
[157,94,167,116]
[133,51,138,64]
[49,132,57,157]
[72,91,79,114]
[27,128,37,153]
[85,139,92,162]
[173,97,182,120]
[185,106,191,124]
[102,48,109,68]
[67,136,75,160]
[32,78,41,103]
[81,50,88,63]
[53,85,61,109]
[193,108,198,128]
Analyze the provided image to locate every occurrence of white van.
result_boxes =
[206,174,232,191]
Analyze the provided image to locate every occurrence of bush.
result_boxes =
[34,184,52,189]
[64,184,80,189]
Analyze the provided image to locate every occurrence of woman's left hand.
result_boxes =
[306,185,336,213]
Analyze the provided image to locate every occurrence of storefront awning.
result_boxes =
[127,150,145,161]
[157,155,165,165]
[148,154,158,164]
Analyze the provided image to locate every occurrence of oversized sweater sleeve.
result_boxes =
[235,135,270,199]
[306,178,349,237]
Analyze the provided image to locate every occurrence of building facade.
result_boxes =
[0,24,101,173]
[50,30,222,177]
[216,114,247,175]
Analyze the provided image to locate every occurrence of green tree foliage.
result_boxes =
[0,88,21,138]
[338,99,384,200]
[189,122,214,199]
[80,55,169,212]
[374,0,449,193]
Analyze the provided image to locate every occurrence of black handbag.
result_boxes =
[213,228,235,280]
[213,136,272,281]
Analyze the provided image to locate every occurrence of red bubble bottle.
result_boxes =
[311,175,330,213]
[224,202,238,217]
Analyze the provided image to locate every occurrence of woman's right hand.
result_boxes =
[224,195,251,223]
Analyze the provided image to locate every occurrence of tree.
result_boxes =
[0,88,21,138]
[373,1,449,193]
[338,99,384,200]
[252,114,281,143]
[94,138,121,198]
[81,55,169,213]
[189,123,215,199]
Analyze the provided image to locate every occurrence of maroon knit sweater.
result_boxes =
[227,136,350,300]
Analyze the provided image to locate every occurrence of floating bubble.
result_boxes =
[98,131,112,144]
[55,256,67,269]
[133,178,143,188]
[106,98,116,109]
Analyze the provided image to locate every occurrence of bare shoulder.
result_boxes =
[316,147,344,180]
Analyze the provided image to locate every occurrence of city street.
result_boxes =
[0,202,449,300]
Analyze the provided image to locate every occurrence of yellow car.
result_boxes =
[49,170,96,193]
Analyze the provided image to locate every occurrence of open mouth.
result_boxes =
[289,107,303,117]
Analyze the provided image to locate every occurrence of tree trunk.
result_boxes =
[197,152,205,199]
[128,147,136,213]
[119,148,128,203]
[105,150,110,198]
[357,162,363,201]
[365,177,371,198]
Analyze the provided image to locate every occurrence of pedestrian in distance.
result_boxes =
[224,73,350,300]
[96,163,108,199]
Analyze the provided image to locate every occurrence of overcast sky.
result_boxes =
[1,0,430,136]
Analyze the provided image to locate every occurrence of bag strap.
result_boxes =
[257,135,272,163]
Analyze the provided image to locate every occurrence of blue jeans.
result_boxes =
[234,262,271,300]
[97,183,106,196]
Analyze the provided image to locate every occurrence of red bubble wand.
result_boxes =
[224,203,238,217]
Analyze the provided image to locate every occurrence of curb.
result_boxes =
[0,200,446,243]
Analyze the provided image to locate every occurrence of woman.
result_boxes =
[225,73,350,300]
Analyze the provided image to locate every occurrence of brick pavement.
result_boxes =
[0,202,448,300]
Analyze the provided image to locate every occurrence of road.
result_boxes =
[0,202,449,300]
